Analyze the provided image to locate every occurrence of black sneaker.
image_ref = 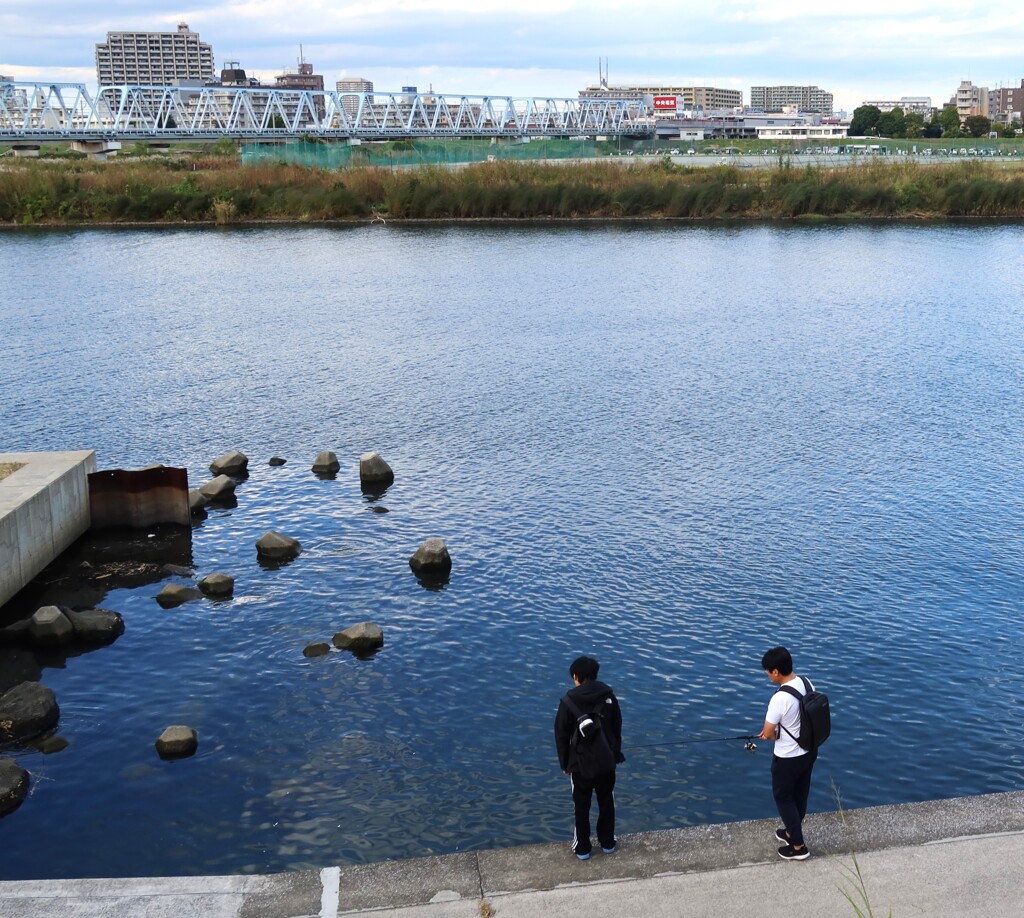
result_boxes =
[775,828,790,843]
[778,844,810,860]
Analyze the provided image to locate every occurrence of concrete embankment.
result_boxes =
[0,451,95,608]
[1,789,1022,917]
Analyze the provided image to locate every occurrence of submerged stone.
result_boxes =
[155,725,198,760]
[209,450,249,476]
[189,489,209,514]
[155,584,204,608]
[199,475,236,501]
[359,451,394,485]
[256,531,301,562]
[332,622,384,653]
[198,573,234,598]
[0,682,59,744]
[0,759,29,817]
[65,608,125,645]
[311,450,340,474]
[409,538,452,578]
[28,606,74,647]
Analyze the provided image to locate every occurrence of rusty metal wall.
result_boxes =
[88,467,190,529]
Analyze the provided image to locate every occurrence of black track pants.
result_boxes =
[571,770,616,855]
[771,749,817,848]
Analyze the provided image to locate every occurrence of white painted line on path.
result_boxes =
[320,866,340,917]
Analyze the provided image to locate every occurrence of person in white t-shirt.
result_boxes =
[758,646,817,860]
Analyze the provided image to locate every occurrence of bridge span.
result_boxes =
[0,82,654,147]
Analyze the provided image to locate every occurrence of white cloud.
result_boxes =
[2,0,1022,108]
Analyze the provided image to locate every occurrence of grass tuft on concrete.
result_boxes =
[0,462,25,482]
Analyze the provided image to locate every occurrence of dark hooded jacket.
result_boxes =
[554,679,624,774]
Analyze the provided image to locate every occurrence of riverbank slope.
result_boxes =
[3,157,1024,224]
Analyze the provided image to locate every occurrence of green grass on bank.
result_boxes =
[3,156,1024,224]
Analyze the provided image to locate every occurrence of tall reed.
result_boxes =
[2,156,1024,224]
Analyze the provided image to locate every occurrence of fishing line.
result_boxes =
[627,734,759,753]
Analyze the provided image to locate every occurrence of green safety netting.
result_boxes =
[240,137,657,168]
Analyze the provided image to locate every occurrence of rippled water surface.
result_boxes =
[1,223,1023,879]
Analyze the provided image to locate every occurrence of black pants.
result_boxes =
[571,770,616,855]
[771,749,817,848]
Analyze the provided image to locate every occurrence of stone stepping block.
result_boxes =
[155,725,198,760]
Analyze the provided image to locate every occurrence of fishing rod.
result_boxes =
[627,734,759,752]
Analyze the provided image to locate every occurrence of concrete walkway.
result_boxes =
[2,790,1022,917]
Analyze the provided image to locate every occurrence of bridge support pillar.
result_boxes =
[70,140,122,161]
[11,144,41,157]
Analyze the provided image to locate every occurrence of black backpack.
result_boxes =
[778,676,831,752]
[562,694,617,780]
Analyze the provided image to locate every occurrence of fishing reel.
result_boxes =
[743,741,757,753]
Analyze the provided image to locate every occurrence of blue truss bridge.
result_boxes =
[0,82,654,146]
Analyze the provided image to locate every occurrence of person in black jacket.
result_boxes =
[554,656,625,860]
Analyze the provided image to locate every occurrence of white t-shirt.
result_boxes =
[765,676,812,758]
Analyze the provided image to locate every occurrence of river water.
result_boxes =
[1,222,1023,879]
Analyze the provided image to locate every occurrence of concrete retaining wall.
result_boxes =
[0,451,96,609]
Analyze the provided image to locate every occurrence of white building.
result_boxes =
[95,22,215,87]
[756,124,848,142]
[579,83,742,111]
[861,97,932,118]
[336,77,373,117]
[750,85,833,116]
[954,80,989,123]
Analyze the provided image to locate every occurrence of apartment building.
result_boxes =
[989,81,1024,122]
[861,97,932,118]
[336,77,374,117]
[954,80,989,122]
[273,60,325,120]
[578,83,742,111]
[274,61,323,94]
[95,22,214,86]
[750,85,833,116]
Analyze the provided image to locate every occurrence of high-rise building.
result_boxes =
[336,77,373,118]
[95,22,214,87]
[750,85,833,116]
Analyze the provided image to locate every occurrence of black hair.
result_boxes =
[761,646,793,675]
[570,656,600,682]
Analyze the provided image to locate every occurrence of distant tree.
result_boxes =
[963,115,991,138]
[849,104,882,136]
[903,112,925,138]
[211,136,237,156]
[937,105,962,138]
[877,107,906,138]
[1003,119,1022,138]
[922,116,943,138]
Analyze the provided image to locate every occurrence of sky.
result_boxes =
[2,1,1023,115]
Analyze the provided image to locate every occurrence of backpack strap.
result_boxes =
[563,693,608,725]
[562,693,584,720]
[776,676,811,742]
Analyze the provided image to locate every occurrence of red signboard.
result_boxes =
[653,95,678,111]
